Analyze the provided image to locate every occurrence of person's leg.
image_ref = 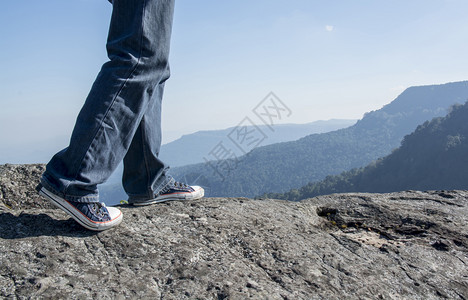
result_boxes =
[41,0,175,203]
[122,80,173,200]
[38,0,175,230]
[123,80,204,205]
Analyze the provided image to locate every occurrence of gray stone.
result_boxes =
[0,164,467,299]
[0,191,467,299]
[0,164,52,210]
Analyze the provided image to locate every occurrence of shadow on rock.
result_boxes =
[0,212,97,239]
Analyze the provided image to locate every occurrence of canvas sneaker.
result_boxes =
[36,184,123,231]
[131,181,204,206]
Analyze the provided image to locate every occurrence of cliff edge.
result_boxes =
[0,164,467,299]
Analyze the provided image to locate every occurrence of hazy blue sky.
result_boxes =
[2,0,468,163]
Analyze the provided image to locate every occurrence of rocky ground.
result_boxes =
[0,164,467,299]
[0,164,52,210]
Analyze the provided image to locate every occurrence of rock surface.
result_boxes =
[0,164,52,210]
[1,165,467,299]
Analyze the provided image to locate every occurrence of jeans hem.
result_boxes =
[40,176,100,204]
[127,176,174,203]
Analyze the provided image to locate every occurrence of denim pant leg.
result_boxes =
[41,0,175,203]
[123,80,175,202]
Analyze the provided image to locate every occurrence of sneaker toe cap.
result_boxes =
[191,186,204,198]
[106,206,123,220]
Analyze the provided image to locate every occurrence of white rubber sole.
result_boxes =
[132,186,205,206]
[39,186,123,231]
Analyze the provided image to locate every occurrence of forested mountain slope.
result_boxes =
[266,100,468,200]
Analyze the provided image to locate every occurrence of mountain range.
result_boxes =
[265,100,468,200]
[159,119,356,167]
[99,119,355,205]
[170,81,468,198]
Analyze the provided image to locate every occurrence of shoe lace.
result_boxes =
[160,181,189,194]
[91,202,108,218]
[172,181,189,189]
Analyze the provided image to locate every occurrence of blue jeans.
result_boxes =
[41,0,175,203]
